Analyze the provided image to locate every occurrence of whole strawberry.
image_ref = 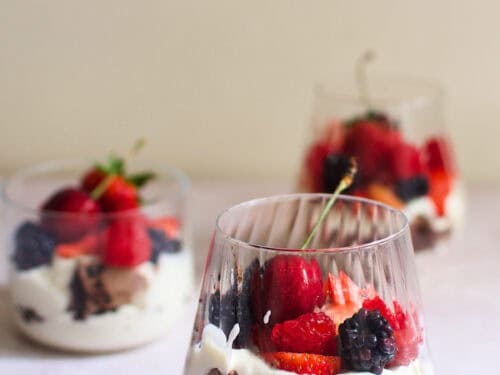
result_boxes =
[258,255,324,325]
[41,188,100,242]
[101,217,151,267]
[99,176,139,212]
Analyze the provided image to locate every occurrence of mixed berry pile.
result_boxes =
[301,111,456,217]
[209,255,422,375]
[13,156,181,319]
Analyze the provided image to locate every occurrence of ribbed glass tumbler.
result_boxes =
[184,194,433,375]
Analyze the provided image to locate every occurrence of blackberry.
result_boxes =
[207,259,259,348]
[148,228,181,263]
[395,176,429,202]
[13,222,56,271]
[323,153,358,193]
[339,308,396,374]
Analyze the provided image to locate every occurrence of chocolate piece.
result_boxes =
[68,258,147,320]
[18,306,44,323]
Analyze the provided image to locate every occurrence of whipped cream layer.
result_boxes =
[186,324,433,375]
[10,250,194,352]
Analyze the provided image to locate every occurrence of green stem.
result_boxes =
[90,173,115,200]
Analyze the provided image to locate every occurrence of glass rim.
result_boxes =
[314,71,444,107]
[1,158,190,219]
[215,193,410,254]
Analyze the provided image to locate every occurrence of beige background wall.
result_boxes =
[0,1,498,183]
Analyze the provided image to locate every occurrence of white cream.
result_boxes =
[186,324,433,375]
[9,249,194,352]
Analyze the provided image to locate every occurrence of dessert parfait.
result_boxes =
[184,192,434,374]
[2,150,193,352]
[299,60,464,251]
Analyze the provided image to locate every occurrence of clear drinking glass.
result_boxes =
[2,159,193,352]
[299,74,465,251]
[184,194,433,375]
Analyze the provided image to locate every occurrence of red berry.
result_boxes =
[41,188,100,242]
[362,297,422,366]
[424,137,455,174]
[81,168,106,193]
[304,141,334,192]
[100,176,139,212]
[387,142,426,180]
[262,352,341,375]
[260,255,324,325]
[101,217,151,267]
[271,312,337,355]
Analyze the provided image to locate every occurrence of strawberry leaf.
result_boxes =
[127,172,155,188]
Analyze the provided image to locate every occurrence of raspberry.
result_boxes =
[271,312,337,355]
[338,308,396,374]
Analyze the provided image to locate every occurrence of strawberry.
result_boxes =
[81,168,106,193]
[323,272,376,326]
[55,233,98,258]
[41,187,100,242]
[427,170,452,216]
[148,217,180,238]
[262,352,341,375]
[99,176,139,212]
[259,255,324,325]
[387,142,426,180]
[424,137,455,174]
[362,297,422,367]
[271,312,336,355]
[101,217,151,267]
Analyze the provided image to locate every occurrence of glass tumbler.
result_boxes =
[184,194,433,375]
[299,74,465,251]
[2,159,193,352]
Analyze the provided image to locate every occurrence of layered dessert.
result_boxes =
[186,258,431,375]
[6,155,193,352]
[299,112,464,251]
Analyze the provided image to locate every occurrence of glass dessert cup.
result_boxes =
[299,74,465,252]
[2,159,193,352]
[184,194,434,375]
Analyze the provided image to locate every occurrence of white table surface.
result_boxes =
[0,181,499,375]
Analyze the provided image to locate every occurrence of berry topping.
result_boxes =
[41,187,100,241]
[55,233,98,258]
[271,312,337,355]
[394,176,430,202]
[99,175,139,212]
[148,228,181,263]
[262,352,341,375]
[13,222,56,271]
[100,217,151,267]
[362,297,422,367]
[387,142,425,181]
[427,170,452,216]
[258,255,324,325]
[424,137,455,173]
[323,154,358,193]
[338,308,396,374]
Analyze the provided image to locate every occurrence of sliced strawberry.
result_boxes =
[271,312,336,355]
[55,233,98,258]
[365,183,404,209]
[148,217,180,238]
[428,170,452,216]
[101,216,151,267]
[424,137,455,174]
[260,255,324,325]
[262,352,341,375]
[362,297,422,367]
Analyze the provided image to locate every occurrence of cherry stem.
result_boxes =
[356,50,375,111]
[301,158,357,250]
[90,138,147,200]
